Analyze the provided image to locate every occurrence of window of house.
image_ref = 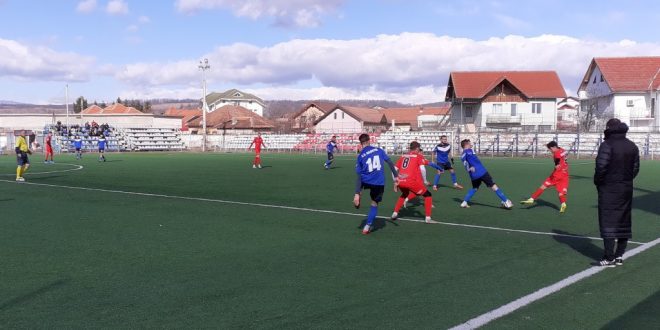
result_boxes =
[465,105,473,118]
[532,103,542,114]
[492,104,503,114]
[342,112,345,119]
[334,112,337,119]
[652,98,656,118]
[600,74,604,82]
[593,75,597,84]
[511,104,517,116]
[300,116,307,124]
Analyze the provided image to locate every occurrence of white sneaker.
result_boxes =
[391,212,398,220]
[460,201,470,208]
[252,165,256,168]
[503,200,514,209]
[362,224,371,235]
[403,198,409,208]
[425,217,438,224]
[16,177,25,182]
[258,164,262,169]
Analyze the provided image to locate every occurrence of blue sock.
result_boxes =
[464,188,477,202]
[366,205,378,226]
[433,174,441,186]
[451,172,457,184]
[495,188,508,202]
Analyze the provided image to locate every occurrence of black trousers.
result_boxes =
[603,238,628,260]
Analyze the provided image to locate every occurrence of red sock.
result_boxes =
[531,188,544,199]
[559,194,566,203]
[394,197,406,212]
[424,196,433,217]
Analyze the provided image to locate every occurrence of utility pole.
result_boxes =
[65,84,69,128]
[199,58,210,152]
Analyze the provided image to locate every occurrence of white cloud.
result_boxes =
[175,0,344,28]
[76,0,97,13]
[126,24,139,32]
[114,33,660,102]
[106,0,129,15]
[138,15,151,24]
[0,38,94,82]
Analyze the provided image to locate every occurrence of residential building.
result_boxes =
[205,89,266,117]
[186,105,273,134]
[314,106,387,133]
[577,57,660,132]
[445,71,567,132]
[556,97,580,131]
[291,102,337,132]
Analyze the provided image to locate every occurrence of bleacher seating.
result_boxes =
[121,128,185,151]
[46,124,127,152]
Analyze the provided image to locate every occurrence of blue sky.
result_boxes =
[0,0,659,104]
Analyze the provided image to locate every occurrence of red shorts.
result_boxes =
[46,146,53,154]
[398,181,428,196]
[543,175,569,194]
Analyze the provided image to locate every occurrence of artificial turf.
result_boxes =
[0,152,658,328]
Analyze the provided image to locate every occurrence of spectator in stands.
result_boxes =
[595,118,640,267]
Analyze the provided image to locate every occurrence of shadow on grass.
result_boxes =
[102,159,123,163]
[569,174,591,180]
[603,290,660,329]
[451,197,502,209]
[358,217,396,233]
[0,278,70,311]
[520,199,560,211]
[552,229,602,260]
[0,198,15,202]
[633,187,660,216]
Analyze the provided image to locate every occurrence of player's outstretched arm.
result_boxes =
[385,158,398,177]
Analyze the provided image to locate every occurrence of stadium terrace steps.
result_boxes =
[120,128,186,151]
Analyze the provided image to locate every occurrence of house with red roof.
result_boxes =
[313,105,387,133]
[557,96,580,131]
[577,57,660,131]
[186,105,274,134]
[291,102,337,132]
[445,71,567,132]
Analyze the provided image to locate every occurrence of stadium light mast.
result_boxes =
[65,84,70,128]
[199,58,210,152]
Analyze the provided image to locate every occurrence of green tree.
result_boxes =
[73,96,88,113]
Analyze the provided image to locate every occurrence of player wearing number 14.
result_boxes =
[354,133,398,235]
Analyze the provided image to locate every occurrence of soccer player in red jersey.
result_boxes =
[44,131,54,164]
[521,141,569,213]
[391,141,445,223]
[247,132,267,168]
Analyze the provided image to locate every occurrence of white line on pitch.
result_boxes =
[449,236,660,330]
[0,163,84,176]
[0,179,644,245]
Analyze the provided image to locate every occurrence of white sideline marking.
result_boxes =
[449,237,660,330]
[0,163,84,176]
[0,179,646,245]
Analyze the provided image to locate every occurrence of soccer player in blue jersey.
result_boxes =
[73,136,83,160]
[324,135,339,169]
[431,135,464,190]
[354,133,398,235]
[459,139,513,209]
[97,136,107,162]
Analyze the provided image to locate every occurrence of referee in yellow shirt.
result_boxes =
[15,130,31,182]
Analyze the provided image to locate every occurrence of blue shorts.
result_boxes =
[16,152,29,166]
[327,152,334,161]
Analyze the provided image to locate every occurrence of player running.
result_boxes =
[44,131,54,164]
[324,135,339,169]
[97,136,107,162]
[520,141,569,213]
[15,130,31,182]
[459,139,513,209]
[73,136,83,160]
[354,133,398,235]
[391,141,445,223]
[431,135,463,190]
[248,132,267,169]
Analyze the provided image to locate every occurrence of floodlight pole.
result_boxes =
[199,58,210,152]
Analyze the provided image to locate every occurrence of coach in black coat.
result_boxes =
[594,119,640,265]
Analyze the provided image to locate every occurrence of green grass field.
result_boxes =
[1,151,659,328]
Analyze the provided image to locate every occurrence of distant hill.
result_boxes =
[0,99,450,118]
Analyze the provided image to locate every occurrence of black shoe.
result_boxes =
[614,257,623,266]
[598,259,616,267]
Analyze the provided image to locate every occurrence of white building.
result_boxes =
[314,106,387,133]
[578,57,660,132]
[205,89,266,117]
[445,71,567,132]
[557,96,580,130]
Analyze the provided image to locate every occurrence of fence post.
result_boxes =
[533,133,538,158]
[515,133,519,157]
[496,133,500,157]
[576,133,581,160]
